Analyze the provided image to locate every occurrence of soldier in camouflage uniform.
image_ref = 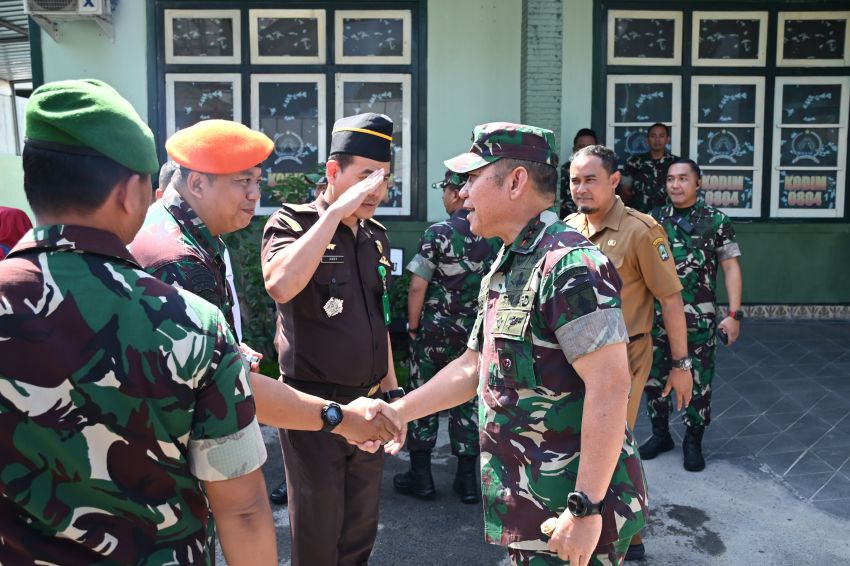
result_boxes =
[641,159,743,472]
[621,123,679,213]
[0,79,275,565]
[393,169,500,504]
[387,123,648,566]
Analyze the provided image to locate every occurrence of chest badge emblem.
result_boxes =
[324,297,344,317]
[607,239,617,246]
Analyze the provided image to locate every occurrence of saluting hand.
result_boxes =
[327,168,387,220]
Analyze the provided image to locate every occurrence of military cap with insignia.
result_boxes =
[445,122,558,174]
[330,113,394,162]
[166,119,274,174]
[432,169,467,190]
[25,79,159,175]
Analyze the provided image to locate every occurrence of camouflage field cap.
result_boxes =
[431,169,466,190]
[444,122,558,174]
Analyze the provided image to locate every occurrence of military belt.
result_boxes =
[284,377,382,400]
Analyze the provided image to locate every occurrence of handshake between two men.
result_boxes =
[249,372,406,447]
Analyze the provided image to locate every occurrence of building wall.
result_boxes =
[40,1,149,121]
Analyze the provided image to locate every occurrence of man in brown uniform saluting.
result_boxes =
[262,113,403,565]
[566,145,692,562]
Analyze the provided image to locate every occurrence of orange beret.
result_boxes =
[165,119,273,174]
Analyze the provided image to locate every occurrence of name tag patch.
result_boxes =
[321,254,345,264]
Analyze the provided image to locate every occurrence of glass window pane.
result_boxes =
[697,84,757,123]
[172,18,235,58]
[613,18,676,59]
[257,82,322,209]
[342,81,405,209]
[698,19,760,60]
[779,127,840,167]
[257,17,319,57]
[701,170,755,209]
[781,84,843,124]
[778,171,837,210]
[695,127,755,167]
[342,18,405,57]
[614,83,673,122]
[174,81,235,130]
[613,126,650,163]
[782,19,847,60]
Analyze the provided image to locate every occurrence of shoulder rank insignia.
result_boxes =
[367,217,387,231]
[280,216,303,232]
[375,240,383,255]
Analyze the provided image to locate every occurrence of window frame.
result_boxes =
[692,11,768,68]
[164,9,242,65]
[776,11,850,68]
[247,9,327,65]
[606,74,682,159]
[607,10,683,66]
[165,72,243,137]
[770,75,849,219]
[690,75,765,218]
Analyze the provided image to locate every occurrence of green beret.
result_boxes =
[25,79,159,176]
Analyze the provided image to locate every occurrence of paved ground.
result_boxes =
[220,320,850,564]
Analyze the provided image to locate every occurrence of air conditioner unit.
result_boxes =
[24,0,114,41]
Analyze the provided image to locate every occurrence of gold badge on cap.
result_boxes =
[324,297,344,317]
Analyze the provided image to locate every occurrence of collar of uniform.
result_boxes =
[7,224,141,267]
[599,196,626,232]
[508,207,560,255]
[451,208,470,220]
[161,186,225,260]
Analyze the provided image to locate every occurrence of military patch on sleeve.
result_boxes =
[652,237,665,247]
[657,242,670,261]
[280,216,303,233]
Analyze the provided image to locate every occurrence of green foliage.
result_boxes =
[389,270,411,323]
[265,163,325,206]
[222,217,277,359]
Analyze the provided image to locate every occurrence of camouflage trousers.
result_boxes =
[507,537,631,565]
[407,333,479,456]
[645,325,716,427]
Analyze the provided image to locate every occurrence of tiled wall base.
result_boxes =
[718,305,850,319]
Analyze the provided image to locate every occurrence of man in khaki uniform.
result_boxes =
[566,144,692,562]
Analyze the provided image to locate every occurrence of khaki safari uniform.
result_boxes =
[567,197,682,427]
[261,193,392,566]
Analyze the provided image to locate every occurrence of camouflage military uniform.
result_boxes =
[468,208,648,563]
[558,161,577,218]
[646,200,741,427]
[130,187,235,328]
[623,152,679,214]
[406,208,499,456]
[0,225,265,565]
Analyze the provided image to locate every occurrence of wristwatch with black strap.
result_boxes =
[320,401,344,433]
[672,357,693,371]
[383,387,405,402]
[567,491,605,518]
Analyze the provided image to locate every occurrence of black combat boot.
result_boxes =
[682,425,706,472]
[453,455,480,504]
[269,479,287,505]
[638,416,675,460]
[393,450,436,500]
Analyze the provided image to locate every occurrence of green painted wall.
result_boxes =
[40,1,148,121]
[0,154,31,222]
[561,0,594,156]
[425,0,522,223]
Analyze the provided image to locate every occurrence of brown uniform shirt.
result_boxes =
[261,195,391,387]
[566,197,681,336]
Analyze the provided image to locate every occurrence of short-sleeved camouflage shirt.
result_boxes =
[130,187,235,329]
[468,208,648,550]
[406,208,500,337]
[651,200,742,329]
[623,152,678,213]
[0,225,265,565]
